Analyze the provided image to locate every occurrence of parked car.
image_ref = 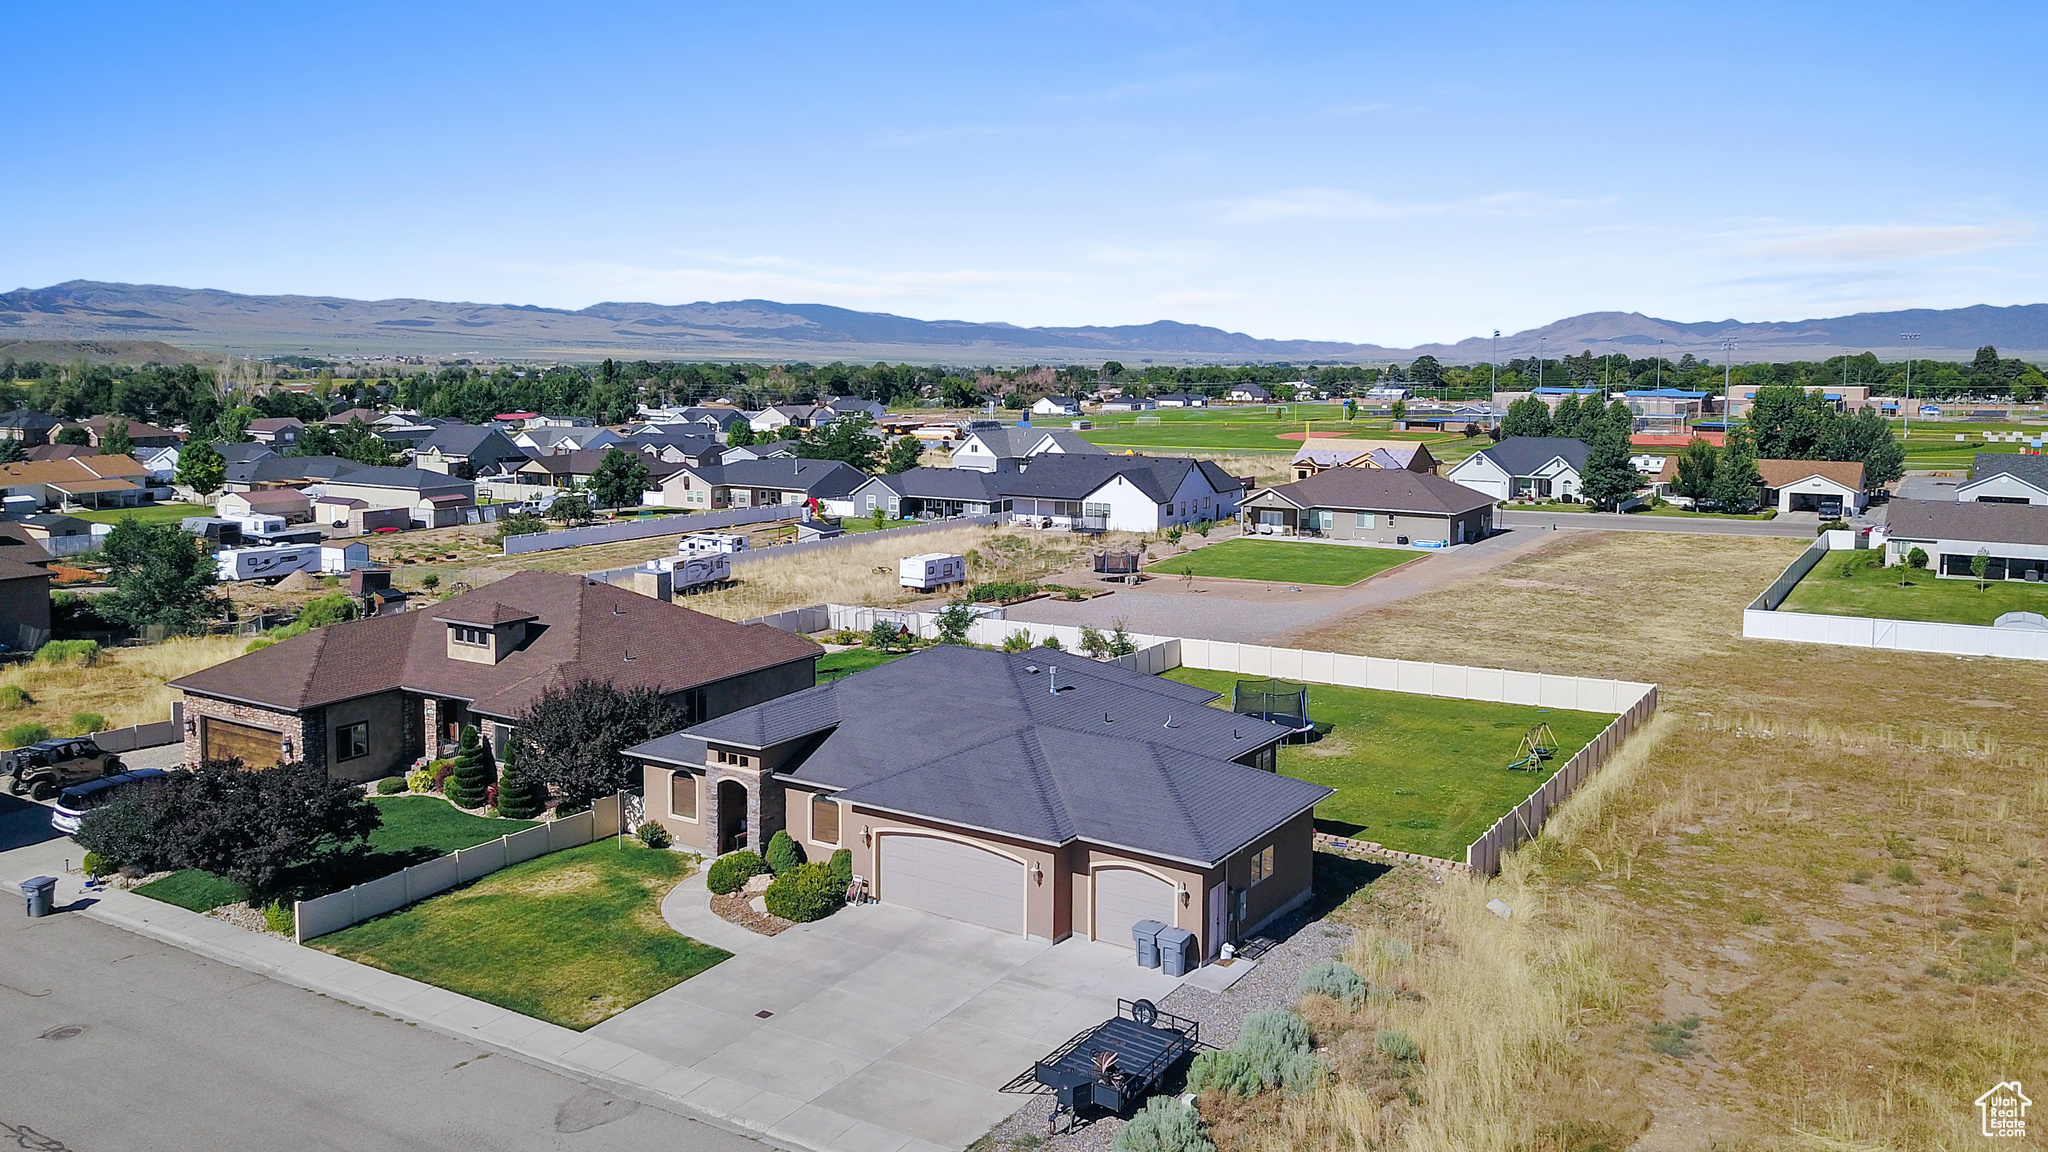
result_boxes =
[51,768,171,835]
[0,738,123,801]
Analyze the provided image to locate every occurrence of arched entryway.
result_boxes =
[717,779,749,854]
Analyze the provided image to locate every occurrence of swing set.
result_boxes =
[1504,722,1558,771]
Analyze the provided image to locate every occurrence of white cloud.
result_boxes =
[1734,222,2035,263]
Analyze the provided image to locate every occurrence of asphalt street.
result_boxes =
[1494,509,1821,537]
[0,901,779,1152]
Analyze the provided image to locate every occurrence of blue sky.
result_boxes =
[6,1,2044,346]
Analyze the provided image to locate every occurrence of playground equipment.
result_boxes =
[1232,678,1314,742]
[1506,722,1558,770]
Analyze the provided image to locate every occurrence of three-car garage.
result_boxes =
[876,833,1027,935]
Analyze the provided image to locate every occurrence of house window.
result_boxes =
[866,494,878,511]
[1251,845,1275,886]
[713,749,752,768]
[1355,512,1374,529]
[336,721,368,762]
[451,625,489,647]
[1083,501,1111,520]
[670,772,698,821]
[811,794,840,845]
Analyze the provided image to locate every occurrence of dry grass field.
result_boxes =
[0,634,248,736]
[1251,532,2048,1152]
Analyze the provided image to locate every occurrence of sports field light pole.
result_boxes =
[1720,336,1738,425]
[1491,329,1499,392]
[1900,332,1921,439]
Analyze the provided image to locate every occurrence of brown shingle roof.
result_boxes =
[172,570,821,718]
[0,455,147,485]
[1756,459,1864,490]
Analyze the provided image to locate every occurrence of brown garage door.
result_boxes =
[201,717,284,766]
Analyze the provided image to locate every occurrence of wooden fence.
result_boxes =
[295,793,625,942]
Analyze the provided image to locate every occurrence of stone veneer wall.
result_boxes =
[181,695,318,770]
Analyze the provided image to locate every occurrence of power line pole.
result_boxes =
[1491,329,1499,393]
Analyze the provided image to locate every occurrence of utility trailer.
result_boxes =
[215,544,323,582]
[1026,999,1199,1133]
[899,552,965,592]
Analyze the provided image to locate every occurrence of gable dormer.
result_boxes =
[434,602,540,665]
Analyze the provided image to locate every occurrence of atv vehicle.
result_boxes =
[0,738,123,801]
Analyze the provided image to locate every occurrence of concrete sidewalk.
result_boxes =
[0,858,954,1152]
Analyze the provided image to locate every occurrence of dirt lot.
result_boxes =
[1255,531,2048,1151]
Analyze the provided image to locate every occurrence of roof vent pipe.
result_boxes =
[1104,712,1113,724]
[1049,667,1057,695]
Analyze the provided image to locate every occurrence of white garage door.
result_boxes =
[879,835,1026,934]
[1092,867,1176,947]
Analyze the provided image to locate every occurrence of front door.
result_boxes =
[1207,882,1228,959]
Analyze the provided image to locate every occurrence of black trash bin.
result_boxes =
[22,876,56,918]
[1156,926,1196,976]
[1131,919,1166,968]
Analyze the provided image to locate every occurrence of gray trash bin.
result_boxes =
[1156,926,1196,977]
[1131,919,1166,968]
[22,876,56,918]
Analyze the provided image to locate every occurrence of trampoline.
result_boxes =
[1232,678,1314,741]
[1093,549,1143,577]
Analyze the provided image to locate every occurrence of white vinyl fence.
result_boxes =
[295,793,625,943]
[1743,537,2048,661]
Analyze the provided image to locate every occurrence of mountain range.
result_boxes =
[4,280,2045,365]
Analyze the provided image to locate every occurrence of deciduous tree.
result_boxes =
[588,447,651,510]
[1500,394,1553,439]
[514,680,683,811]
[175,439,226,496]
[96,520,225,633]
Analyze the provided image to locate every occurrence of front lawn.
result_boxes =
[69,502,209,526]
[839,517,920,534]
[314,840,728,1029]
[1146,538,1419,585]
[1778,550,2048,625]
[1629,506,1778,521]
[1165,669,1614,859]
[135,794,536,911]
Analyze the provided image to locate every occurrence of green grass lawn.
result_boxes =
[1146,538,1420,585]
[314,840,728,1029]
[1165,669,1614,859]
[1778,550,2048,625]
[839,517,920,534]
[1629,506,1779,521]
[817,647,908,680]
[135,794,537,912]
[70,502,208,526]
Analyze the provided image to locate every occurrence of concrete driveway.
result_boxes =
[590,877,1187,1150]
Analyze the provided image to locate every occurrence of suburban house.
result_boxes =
[170,570,823,782]
[1029,396,1084,418]
[215,488,315,523]
[0,455,153,510]
[1444,437,1591,502]
[952,426,1107,473]
[1289,439,1438,480]
[748,405,824,434]
[1101,396,1157,412]
[313,465,477,527]
[645,458,865,511]
[1957,453,2048,505]
[514,426,622,455]
[822,396,887,421]
[515,448,687,493]
[0,410,63,446]
[59,415,182,449]
[1882,499,2048,580]
[1244,468,1496,546]
[669,407,749,435]
[1756,459,1867,515]
[627,645,1328,960]
[845,467,1009,521]
[1224,383,1273,403]
[322,407,382,428]
[413,424,529,478]
[721,439,797,462]
[16,514,93,549]
[849,454,1239,531]
[0,553,52,651]
[135,444,181,482]
[26,444,101,463]
[622,432,725,467]
[1154,392,1208,408]
[246,417,305,447]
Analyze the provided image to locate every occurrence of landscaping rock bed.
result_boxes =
[710,892,792,936]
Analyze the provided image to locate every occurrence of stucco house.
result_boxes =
[170,571,822,781]
[1445,437,1590,502]
[1881,499,2048,580]
[1957,453,2048,505]
[1244,468,1496,546]
[627,645,1327,960]
[414,424,529,479]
